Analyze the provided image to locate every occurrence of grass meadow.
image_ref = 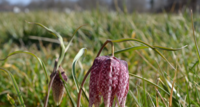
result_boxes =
[0,10,200,107]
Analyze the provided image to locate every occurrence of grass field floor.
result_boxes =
[0,10,200,106]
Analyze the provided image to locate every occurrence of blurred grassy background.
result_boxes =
[0,10,200,106]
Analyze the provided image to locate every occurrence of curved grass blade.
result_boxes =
[154,45,187,51]
[0,51,49,82]
[191,10,200,67]
[72,48,87,92]
[111,43,186,55]
[189,60,199,71]
[111,38,154,48]
[71,48,89,102]
[129,73,179,103]
[129,73,170,95]
[27,22,65,67]
[64,25,87,53]
[153,49,175,69]
[0,68,25,107]
[112,46,149,55]
[26,22,65,50]
[111,38,176,69]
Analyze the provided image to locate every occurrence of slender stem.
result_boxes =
[44,58,58,107]
[77,39,114,107]
[77,67,92,107]
[111,42,114,57]
[96,39,114,57]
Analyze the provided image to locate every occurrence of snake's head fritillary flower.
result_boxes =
[89,56,129,107]
[51,66,67,105]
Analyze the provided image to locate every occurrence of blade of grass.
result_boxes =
[191,10,200,65]
[155,87,167,107]
[0,68,25,107]
[189,60,199,71]
[64,25,87,53]
[169,68,178,107]
[111,46,149,55]
[72,48,89,103]
[72,49,89,102]
[146,90,156,107]
[111,38,181,69]
[128,91,141,107]
[72,48,87,92]
[142,81,148,107]
[64,84,77,107]
[156,92,159,107]
[129,73,179,102]
[154,45,187,51]
[111,38,154,48]
[158,79,181,106]
[27,22,65,68]
[0,51,49,82]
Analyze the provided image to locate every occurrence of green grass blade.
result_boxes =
[72,48,87,92]
[153,49,175,69]
[64,25,86,53]
[72,48,89,102]
[112,46,149,55]
[128,91,141,107]
[0,68,25,107]
[146,92,155,107]
[111,45,186,56]
[0,51,49,82]
[189,60,199,71]
[27,22,65,67]
[64,84,77,107]
[27,22,65,50]
[111,38,154,48]
[111,38,176,69]
[191,11,200,66]
[129,73,175,98]
[154,45,188,51]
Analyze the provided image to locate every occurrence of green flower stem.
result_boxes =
[96,39,114,57]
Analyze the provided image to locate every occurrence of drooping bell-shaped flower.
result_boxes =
[89,56,129,107]
[51,66,68,105]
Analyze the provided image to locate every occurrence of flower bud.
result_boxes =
[52,66,67,105]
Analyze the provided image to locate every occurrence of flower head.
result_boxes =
[51,66,67,105]
[89,56,129,107]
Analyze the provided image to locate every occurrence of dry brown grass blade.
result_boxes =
[155,80,167,107]
[155,87,167,107]
[156,80,159,107]
[169,65,178,107]
[156,93,159,107]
